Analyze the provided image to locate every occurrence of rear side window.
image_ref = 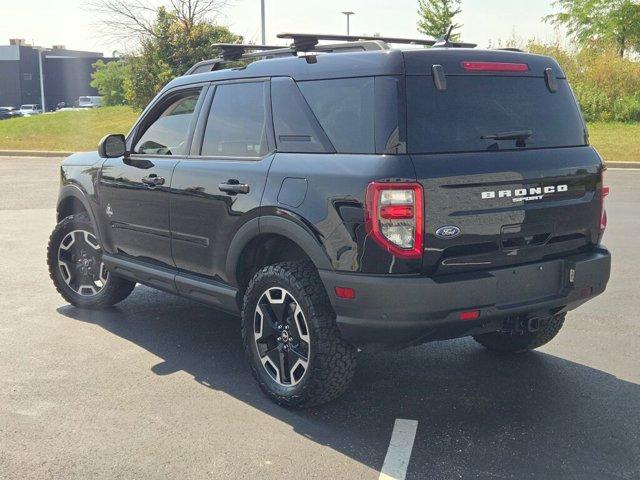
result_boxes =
[201,82,268,157]
[298,77,375,154]
[407,76,587,154]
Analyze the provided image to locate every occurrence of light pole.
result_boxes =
[261,0,266,45]
[37,47,46,112]
[342,11,354,36]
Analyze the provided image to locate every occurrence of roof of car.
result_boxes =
[165,47,565,92]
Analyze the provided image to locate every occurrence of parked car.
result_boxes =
[78,96,102,108]
[47,34,611,408]
[0,106,22,120]
[19,104,42,116]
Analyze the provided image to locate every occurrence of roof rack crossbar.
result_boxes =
[212,43,285,61]
[278,32,437,51]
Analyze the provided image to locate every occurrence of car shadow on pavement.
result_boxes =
[57,287,640,479]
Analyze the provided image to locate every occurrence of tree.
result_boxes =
[87,0,231,44]
[90,59,129,106]
[124,7,240,108]
[545,0,640,57]
[417,0,462,40]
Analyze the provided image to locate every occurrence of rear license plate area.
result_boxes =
[495,260,562,304]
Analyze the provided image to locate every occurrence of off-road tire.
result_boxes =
[47,213,136,309]
[241,261,357,408]
[473,313,566,354]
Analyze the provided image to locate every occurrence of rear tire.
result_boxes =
[473,313,565,354]
[47,213,136,309]
[241,261,357,408]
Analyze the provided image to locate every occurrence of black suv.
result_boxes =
[47,34,611,407]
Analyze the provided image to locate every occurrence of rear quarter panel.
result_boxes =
[262,153,421,274]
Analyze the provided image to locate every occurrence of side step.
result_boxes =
[102,254,239,314]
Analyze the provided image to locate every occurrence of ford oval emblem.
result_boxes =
[435,225,461,239]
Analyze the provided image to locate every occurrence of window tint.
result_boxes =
[298,77,375,154]
[135,93,200,155]
[407,76,586,154]
[201,82,268,157]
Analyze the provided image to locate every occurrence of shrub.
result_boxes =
[527,42,640,122]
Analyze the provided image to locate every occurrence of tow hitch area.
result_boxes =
[501,314,554,336]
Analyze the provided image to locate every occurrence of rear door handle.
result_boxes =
[219,180,250,195]
[142,175,165,187]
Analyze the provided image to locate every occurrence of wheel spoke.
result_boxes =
[288,344,308,362]
[278,349,290,384]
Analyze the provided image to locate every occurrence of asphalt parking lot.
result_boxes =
[0,156,638,480]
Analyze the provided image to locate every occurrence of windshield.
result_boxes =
[407,76,587,154]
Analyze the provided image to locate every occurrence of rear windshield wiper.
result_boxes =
[481,130,533,141]
[481,130,533,148]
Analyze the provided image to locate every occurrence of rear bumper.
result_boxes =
[319,247,611,348]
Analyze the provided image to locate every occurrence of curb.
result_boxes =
[606,161,640,168]
[0,150,73,158]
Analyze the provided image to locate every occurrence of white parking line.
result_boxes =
[379,419,419,480]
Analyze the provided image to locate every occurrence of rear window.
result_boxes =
[407,76,587,154]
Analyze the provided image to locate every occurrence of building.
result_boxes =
[0,39,113,110]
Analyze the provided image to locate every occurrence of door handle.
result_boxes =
[219,180,250,195]
[142,175,165,187]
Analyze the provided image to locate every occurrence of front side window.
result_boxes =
[134,91,201,155]
[298,77,375,154]
[201,82,268,157]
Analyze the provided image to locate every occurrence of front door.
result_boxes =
[98,86,206,267]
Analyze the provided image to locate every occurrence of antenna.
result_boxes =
[433,25,476,48]
[444,25,455,43]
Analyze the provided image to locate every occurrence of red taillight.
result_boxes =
[459,310,480,321]
[600,171,609,233]
[462,61,529,72]
[380,205,414,219]
[365,182,424,260]
[335,286,356,299]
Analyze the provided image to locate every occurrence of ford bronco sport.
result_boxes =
[47,33,611,407]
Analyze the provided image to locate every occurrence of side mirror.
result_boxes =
[98,134,127,158]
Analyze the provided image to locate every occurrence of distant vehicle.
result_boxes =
[78,96,102,108]
[0,107,22,120]
[19,104,42,116]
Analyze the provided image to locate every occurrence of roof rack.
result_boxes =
[184,30,478,75]
[277,32,436,51]
[277,32,476,51]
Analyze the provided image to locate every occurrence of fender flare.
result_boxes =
[56,184,102,241]
[225,214,333,286]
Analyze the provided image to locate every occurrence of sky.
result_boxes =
[1,0,566,55]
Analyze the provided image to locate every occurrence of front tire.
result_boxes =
[47,213,136,309]
[473,313,566,353]
[241,261,357,408]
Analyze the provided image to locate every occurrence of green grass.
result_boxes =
[587,122,640,163]
[0,106,140,152]
[0,107,638,162]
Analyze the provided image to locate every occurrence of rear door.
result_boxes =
[404,53,604,276]
[98,85,206,267]
[170,79,275,283]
